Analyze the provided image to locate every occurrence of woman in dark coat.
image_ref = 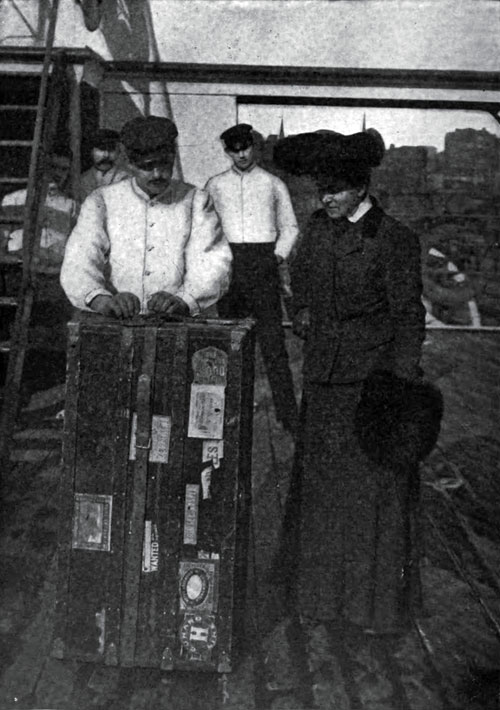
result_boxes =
[287,130,426,635]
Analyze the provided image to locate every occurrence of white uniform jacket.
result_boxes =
[60,178,232,315]
[205,164,299,260]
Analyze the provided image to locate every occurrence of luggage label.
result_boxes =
[183,484,200,545]
[129,413,171,463]
[179,558,219,613]
[72,493,113,552]
[142,520,159,573]
[179,613,218,663]
[188,347,228,440]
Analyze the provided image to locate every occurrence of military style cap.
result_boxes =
[90,128,120,150]
[220,123,254,151]
[120,116,178,162]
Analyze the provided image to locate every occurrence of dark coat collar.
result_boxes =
[326,197,385,258]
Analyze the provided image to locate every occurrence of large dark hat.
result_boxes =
[274,129,385,186]
[90,128,120,150]
[220,123,254,151]
[354,370,444,473]
[120,116,178,162]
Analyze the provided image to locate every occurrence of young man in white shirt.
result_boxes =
[205,124,299,433]
[78,129,129,204]
[61,116,232,320]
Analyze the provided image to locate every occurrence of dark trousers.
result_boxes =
[218,243,297,426]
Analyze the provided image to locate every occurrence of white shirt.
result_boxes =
[2,184,77,256]
[60,177,232,316]
[205,164,299,260]
[348,195,373,223]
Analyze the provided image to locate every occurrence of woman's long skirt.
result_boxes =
[291,381,419,632]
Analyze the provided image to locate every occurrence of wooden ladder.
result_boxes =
[0,0,63,469]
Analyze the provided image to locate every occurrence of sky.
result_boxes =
[238,105,500,152]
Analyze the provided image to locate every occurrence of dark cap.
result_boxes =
[90,128,120,150]
[220,123,253,151]
[120,116,178,162]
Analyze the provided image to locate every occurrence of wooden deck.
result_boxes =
[0,327,498,708]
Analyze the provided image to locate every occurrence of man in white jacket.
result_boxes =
[61,116,232,320]
[205,124,299,432]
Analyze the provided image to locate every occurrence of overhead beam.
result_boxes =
[1,49,498,92]
[101,62,500,92]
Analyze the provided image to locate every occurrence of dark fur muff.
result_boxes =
[354,370,444,472]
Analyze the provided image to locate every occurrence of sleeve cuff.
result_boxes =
[175,290,200,316]
[273,246,285,260]
[274,241,295,261]
[84,288,112,309]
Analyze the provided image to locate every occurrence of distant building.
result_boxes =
[372,145,428,194]
[443,128,499,191]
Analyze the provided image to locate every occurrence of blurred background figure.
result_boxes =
[0,144,78,395]
[79,128,128,203]
[422,244,481,327]
[1,144,77,268]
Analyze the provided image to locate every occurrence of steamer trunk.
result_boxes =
[53,314,255,673]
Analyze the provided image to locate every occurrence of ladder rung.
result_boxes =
[0,140,32,147]
[0,297,18,307]
[0,177,28,184]
[0,257,23,268]
[0,106,37,112]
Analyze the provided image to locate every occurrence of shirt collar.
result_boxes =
[347,195,373,223]
[131,177,173,204]
[231,162,257,176]
[93,164,115,178]
[47,182,62,197]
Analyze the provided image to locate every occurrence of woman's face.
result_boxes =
[320,187,365,220]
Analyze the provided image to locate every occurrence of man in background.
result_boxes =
[0,145,78,385]
[205,123,299,433]
[79,128,128,203]
[1,144,77,267]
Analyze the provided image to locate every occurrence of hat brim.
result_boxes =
[224,138,253,152]
[93,141,119,151]
[128,144,176,167]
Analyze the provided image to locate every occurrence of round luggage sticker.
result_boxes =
[180,567,210,607]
